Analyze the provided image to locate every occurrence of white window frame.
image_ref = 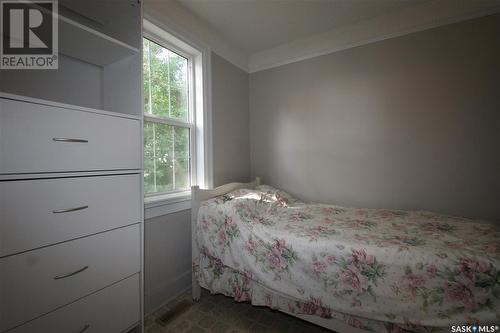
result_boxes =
[143,19,213,218]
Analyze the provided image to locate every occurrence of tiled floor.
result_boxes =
[145,289,332,333]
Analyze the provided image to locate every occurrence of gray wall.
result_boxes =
[250,14,500,221]
[212,52,251,186]
[144,52,251,313]
[144,210,191,313]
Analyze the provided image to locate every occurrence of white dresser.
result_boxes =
[0,94,143,333]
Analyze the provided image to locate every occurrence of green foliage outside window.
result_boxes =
[143,38,190,194]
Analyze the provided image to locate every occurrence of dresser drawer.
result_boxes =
[0,225,140,332]
[0,98,141,174]
[0,174,141,257]
[7,274,140,333]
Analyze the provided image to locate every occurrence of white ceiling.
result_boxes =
[145,0,500,72]
[175,0,426,54]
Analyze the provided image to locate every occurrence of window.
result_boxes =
[143,19,212,214]
[143,37,192,195]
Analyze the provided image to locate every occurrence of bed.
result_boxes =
[191,178,499,333]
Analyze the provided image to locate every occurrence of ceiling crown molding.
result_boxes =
[144,0,249,72]
[248,0,500,73]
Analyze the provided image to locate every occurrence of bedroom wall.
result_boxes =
[249,14,500,222]
[144,210,191,312]
[212,52,251,186]
[144,54,250,313]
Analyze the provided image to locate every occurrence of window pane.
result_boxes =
[144,121,190,193]
[174,126,190,189]
[143,122,156,194]
[143,38,151,116]
[143,38,188,122]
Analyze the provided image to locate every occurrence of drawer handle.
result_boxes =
[52,137,89,143]
[77,324,90,333]
[54,265,89,280]
[52,205,89,214]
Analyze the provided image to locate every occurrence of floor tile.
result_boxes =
[145,290,333,333]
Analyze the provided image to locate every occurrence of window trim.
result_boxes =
[144,114,192,129]
[143,18,213,217]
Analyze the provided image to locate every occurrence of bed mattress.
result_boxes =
[194,185,499,332]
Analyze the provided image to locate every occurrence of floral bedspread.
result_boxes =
[194,185,499,332]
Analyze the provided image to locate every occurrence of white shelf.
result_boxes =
[59,15,139,67]
[0,92,142,121]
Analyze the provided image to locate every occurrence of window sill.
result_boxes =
[144,190,191,220]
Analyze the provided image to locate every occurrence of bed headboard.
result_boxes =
[190,177,260,300]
